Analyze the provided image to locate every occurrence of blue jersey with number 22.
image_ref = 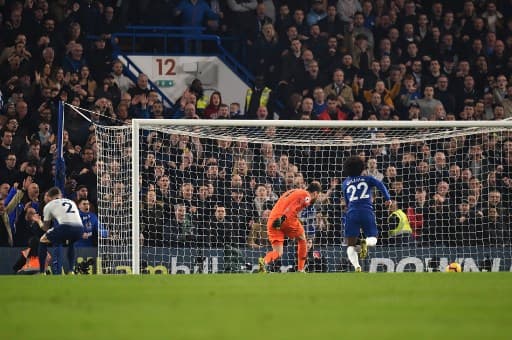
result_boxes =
[342,176,391,238]
[342,176,391,212]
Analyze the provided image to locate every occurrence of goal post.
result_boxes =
[94,118,512,274]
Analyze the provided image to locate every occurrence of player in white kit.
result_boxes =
[31,187,88,273]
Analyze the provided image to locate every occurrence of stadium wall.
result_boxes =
[121,55,249,105]
[1,247,511,274]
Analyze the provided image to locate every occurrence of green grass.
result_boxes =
[1,273,511,340]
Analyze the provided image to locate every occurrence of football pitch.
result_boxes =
[1,273,511,340]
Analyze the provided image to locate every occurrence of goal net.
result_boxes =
[93,119,512,273]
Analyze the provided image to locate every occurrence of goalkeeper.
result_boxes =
[258,181,322,273]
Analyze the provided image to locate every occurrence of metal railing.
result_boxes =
[111,26,253,84]
[85,26,255,109]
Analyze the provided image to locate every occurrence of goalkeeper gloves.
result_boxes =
[272,215,286,230]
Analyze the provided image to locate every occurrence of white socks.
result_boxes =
[366,237,377,247]
[347,238,377,271]
[347,246,360,270]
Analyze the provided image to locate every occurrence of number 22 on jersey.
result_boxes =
[346,182,369,201]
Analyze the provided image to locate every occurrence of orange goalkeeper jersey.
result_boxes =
[269,189,312,222]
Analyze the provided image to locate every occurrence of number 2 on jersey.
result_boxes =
[62,202,75,213]
[346,182,369,201]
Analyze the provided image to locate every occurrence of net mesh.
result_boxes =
[92,118,512,273]
[95,124,133,273]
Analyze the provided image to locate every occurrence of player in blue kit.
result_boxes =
[30,187,89,273]
[342,156,392,272]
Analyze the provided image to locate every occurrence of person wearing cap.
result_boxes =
[351,33,373,73]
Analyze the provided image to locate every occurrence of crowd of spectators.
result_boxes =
[129,127,511,251]
[0,0,512,254]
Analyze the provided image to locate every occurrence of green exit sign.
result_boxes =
[155,80,174,87]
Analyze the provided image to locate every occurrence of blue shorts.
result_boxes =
[46,224,84,245]
[344,209,378,238]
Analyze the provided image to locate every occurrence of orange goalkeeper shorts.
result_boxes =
[267,219,304,245]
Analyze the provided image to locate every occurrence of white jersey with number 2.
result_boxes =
[43,198,83,226]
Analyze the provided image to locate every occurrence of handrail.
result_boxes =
[86,34,171,105]
[88,27,255,111]
[125,25,206,32]
[111,30,254,85]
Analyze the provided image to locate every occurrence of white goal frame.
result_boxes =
[128,119,512,274]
